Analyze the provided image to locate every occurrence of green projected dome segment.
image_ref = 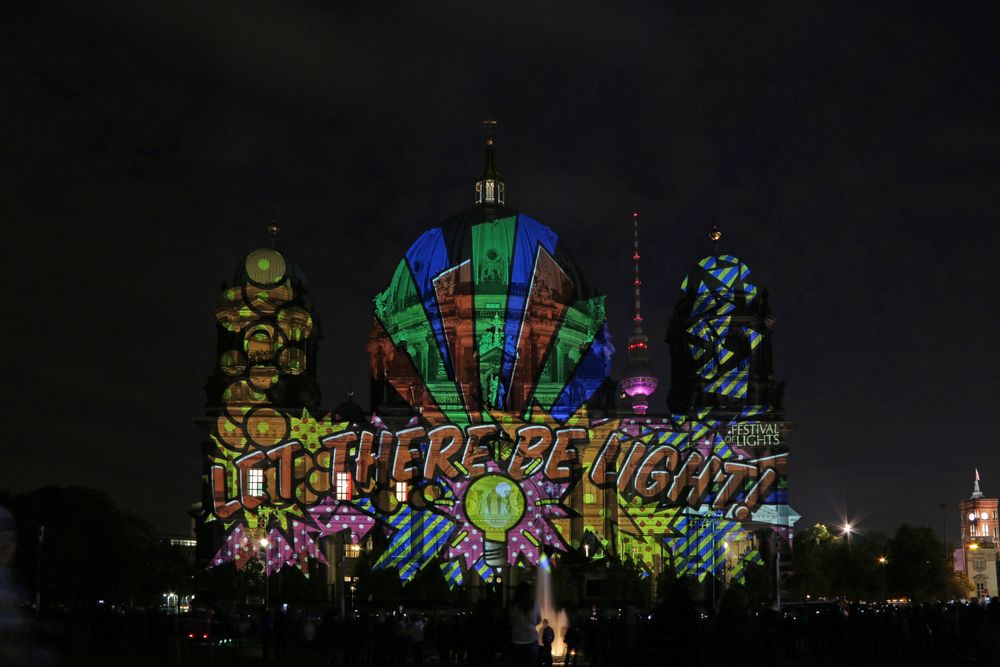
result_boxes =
[471,217,516,409]
[375,259,468,425]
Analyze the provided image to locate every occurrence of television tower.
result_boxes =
[620,212,658,414]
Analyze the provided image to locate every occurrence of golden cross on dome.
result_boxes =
[709,225,722,252]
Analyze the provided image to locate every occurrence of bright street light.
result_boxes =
[260,537,271,611]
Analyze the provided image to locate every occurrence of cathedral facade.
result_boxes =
[196,131,796,599]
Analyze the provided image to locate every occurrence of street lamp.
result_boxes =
[876,555,888,601]
[260,538,271,611]
[841,522,854,557]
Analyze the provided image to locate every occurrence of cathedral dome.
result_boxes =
[385,206,596,306]
[370,206,612,424]
[368,128,614,424]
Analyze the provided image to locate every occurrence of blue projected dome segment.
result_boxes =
[372,210,610,424]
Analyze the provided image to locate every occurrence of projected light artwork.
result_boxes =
[202,213,796,588]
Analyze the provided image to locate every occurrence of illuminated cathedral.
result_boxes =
[196,126,797,603]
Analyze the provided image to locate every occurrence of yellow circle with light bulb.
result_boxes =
[464,474,526,541]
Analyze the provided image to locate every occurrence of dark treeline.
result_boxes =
[1,486,194,608]
[788,523,970,602]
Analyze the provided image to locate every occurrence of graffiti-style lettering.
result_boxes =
[322,431,355,479]
[208,422,789,525]
[544,428,585,481]
[391,426,426,482]
[266,440,301,501]
[617,439,647,494]
[666,452,721,507]
[713,460,756,510]
[461,424,496,477]
[633,445,679,498]
[423,424,465,480]
[589,431,623,487]
[507,425,553,480]
[210,465,242,519]
[355,430,378,488]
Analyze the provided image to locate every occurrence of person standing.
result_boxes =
[409,614,425,666]
[508,582,540,667]
[539,619,554,667]
[563,622,581,667]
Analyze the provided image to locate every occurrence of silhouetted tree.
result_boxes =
[8,486,157,606]
[787,523,835,599]
[886,524,965,602]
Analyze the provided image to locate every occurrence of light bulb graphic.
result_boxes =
[464,474,526,567]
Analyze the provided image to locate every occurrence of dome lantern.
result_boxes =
[475,120,505,208]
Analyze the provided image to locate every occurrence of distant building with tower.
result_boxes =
[619,212,658,415]
[955,470,999,599]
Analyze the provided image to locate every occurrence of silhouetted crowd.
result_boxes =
[7,595,1000,666]
[253,596,1000,667]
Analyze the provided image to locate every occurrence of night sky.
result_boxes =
[4,2,998,540]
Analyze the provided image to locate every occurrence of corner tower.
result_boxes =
[957,469,1000,599]
[960,469,999,544]
[196,229,322,563]
[666,244,783,420]
[206,231,321,412]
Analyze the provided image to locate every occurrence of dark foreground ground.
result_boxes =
[8,601,1000,667]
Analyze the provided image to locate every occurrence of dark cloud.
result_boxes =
[3,1,999,536]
